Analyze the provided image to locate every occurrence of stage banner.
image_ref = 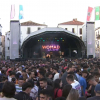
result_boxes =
[10,5,15,19]
[95,6,100,20]
[87,7,93,21]
[19,5,23,19]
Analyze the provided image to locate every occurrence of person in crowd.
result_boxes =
[54,79,62,99]
[37,70,45,86]
[28,79,38,100]
[66,74,81,97]
[87,75,98,96]
[46,72,53,86]
[53,67,60,81]
[15,77,24,93]
[79,70,88,96]
[0,76,8,92]
[62,84,72,99]
[38,78,53,94]
[14,82,32,100]
[39,89,53,100]
[66,89,79,100]
[1,81,16,100]
[75,68,81,82]
[8,71,16,82]
[87,84,100,100]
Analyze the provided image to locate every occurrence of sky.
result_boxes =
[0,0,100,35]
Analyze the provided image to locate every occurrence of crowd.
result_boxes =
[0,58,100,100]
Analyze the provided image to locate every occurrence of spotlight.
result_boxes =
[43,40,45,42]
[38,40,39,41]
[57,40,59,41]
[61,38,62,39]
[62,40,64,41]
[40,38,43,39]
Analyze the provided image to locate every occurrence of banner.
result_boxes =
[19,5,23,19]
[10,5,15,19]
[95,6,100,20]
[87,7,93,21]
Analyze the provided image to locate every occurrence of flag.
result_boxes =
[95,6,100,20]
[19,5,23,19]
[10,5,15,19]
[87,7,93,21]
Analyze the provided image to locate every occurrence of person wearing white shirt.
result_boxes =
[66,74,81,97]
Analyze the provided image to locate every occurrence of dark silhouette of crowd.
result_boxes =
[0,58,100,100]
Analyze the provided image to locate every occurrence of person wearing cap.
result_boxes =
[87,84,100,100]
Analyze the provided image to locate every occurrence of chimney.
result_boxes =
[73,18,77,21]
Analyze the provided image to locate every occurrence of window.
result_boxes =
[27,27,31,34]
[65,28,67,30]
[72,28,75,33]
[38,27,41,30]
[79,28,82,35]
[80,36,82,40]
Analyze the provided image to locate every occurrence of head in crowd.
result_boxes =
[87,75,98,85]
[67,64,75,72]
[28,71,36,79]
[62,84,72,98]
[38,70,45,79]
[95,84,100,96]
[53,67,58,74]
[82,70,88,78]
[93,72,100,82]
[39,78,48,89]
[18,77,24,87]
[2,81,16,98]
[54,79,62,89]
[66,89,79,100]
[46,72,53,79]
[66,75,74,84]
[28,79,34,87]
[40,89,53,100]
[22,82,32,94]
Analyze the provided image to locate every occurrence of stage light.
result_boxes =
[61,38,62,39]
[57,40,59,41]
[38,40,39,41]
[43,40,45,42]
[62,40,64,41]
[55,38,57,39]
[40,38,43,39]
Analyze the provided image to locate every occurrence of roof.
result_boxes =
[21,21,47,26]
[21,27,83,46]
[58,19,84,25]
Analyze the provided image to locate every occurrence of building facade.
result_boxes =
[1,35,5,59]
[58,19,84,39]
[0,23,2,59]
[95,27,100,58]
[20,21,47,46]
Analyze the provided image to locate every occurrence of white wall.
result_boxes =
[5,32,10,60]
[20,26,46,45]
[58,25,83,37]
